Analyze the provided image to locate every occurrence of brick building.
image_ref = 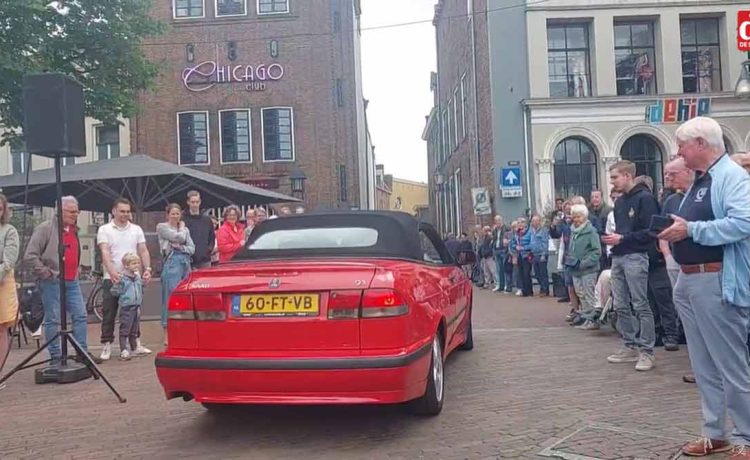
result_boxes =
[427,0,750,232]
[133,0,372,215]
[425,0,495,237]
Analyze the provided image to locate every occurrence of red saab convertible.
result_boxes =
[155,211,473,415]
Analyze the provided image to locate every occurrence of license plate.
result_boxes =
[232,294,320,317]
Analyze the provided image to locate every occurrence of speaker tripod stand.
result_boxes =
[0,154,125,403]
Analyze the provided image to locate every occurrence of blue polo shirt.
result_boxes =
[672,170,724,265]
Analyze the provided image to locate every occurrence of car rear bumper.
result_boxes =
[154,343,432,405]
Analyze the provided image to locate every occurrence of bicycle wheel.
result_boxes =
[87,284,104,322]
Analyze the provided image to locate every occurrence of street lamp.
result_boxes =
[736,60,750,99]
[289,168,306,199]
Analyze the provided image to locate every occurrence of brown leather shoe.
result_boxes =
[731,445,750,459]
[682,438,732,456]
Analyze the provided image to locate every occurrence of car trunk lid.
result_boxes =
[193,260,379,352]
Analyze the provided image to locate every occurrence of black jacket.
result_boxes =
[183,212,216,266]
[611,183,660,256]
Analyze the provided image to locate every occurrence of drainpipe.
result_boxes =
[522,104,532,211]
[469,0,483,226]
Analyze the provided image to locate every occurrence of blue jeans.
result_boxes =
[161,251,192,328]
[40,279,88,360]
[493,250,506,290]
[611,253,655,354]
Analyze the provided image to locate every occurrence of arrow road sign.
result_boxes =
[505,170,518,185]
[501,167,522,188]
[500,167,523,198]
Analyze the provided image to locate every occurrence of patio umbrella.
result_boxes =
[0,154,299,212]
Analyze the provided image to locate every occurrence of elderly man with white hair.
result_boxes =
[660,116,750,458]
[24,196,101,365]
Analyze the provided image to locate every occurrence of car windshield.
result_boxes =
[248,227,378,250]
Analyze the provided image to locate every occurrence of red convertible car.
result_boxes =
[155,211,473,415]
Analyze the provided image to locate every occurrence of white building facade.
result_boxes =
[523,0,750,212]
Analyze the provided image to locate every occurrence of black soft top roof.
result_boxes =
[233,211,430,261]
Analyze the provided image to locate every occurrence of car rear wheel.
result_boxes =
[410,334,444,416]
[458,308,473,351]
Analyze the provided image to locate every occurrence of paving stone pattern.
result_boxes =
[0,289,733,459]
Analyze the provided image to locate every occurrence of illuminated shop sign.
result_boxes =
[182,61,285,92]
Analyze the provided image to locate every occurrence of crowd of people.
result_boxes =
[445,117,750,457]
[0,190,303,377]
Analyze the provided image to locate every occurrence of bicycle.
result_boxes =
[85,270,105,322]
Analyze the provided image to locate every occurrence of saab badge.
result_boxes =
[269,278,281,289]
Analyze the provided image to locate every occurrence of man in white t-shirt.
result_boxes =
[97,198,153,360]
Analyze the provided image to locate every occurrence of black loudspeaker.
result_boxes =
[22,73,86,158]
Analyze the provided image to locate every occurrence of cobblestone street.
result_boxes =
[0,289,721,459]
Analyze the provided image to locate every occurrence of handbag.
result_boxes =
[18,283,43,332]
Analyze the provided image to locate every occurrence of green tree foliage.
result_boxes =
[0,0,164,143]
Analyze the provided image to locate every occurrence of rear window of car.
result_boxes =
[248,227,378,250]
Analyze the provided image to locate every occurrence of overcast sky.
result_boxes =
[361,0,436,183]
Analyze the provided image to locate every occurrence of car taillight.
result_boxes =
[327,290,362,319]
[361,289,408,318]
[193,293,226,321]
[167,294,195,320]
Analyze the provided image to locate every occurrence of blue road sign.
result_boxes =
[501,168,522,188]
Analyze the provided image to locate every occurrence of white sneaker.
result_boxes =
[492,286,501,292]
[635,352,655,371]
[119,349,131,361]
[515,290,523,296]
[100,342,112,361]
[134,339,152,355]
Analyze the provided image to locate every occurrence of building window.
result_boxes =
[723,136,733,154]
[173,0,204,18]
[177,111,210,165]
[441,109,448,163]
[460,73,468,140]
[453,87,461,148]
[447,99,455,152]
[553,137,598,198]
[336,79,344,107]
[547,23,592,97]
[614,22,657,95]
[446,175,455,236]
[258,0,289,15]
[454,169,462,233]
[216,0,246,16]
[681,18,722,93]
[10,140,27,175]
[96,125,120,160]
[220,109,252,163]
[620,135,663,190]
[338,164,348,202]
[262,107,294,162]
